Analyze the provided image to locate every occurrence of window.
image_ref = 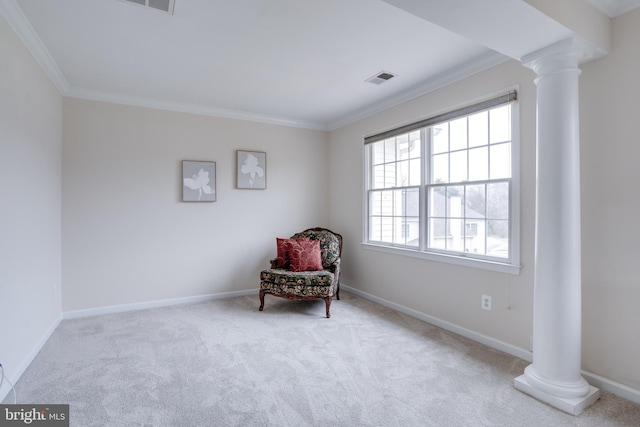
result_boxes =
[364,91,519,272]
[368,131,421,247]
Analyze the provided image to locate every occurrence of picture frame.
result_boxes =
[182,160,216,202]
[236,150,266,189]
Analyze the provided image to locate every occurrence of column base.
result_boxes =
[514,373,600,415]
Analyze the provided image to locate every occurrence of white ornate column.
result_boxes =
[514,38,599,415]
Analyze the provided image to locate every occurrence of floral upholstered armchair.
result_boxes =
[259,227,343,318]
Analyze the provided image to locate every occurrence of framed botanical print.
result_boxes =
[182,160,216,202]
[236,150,266,189]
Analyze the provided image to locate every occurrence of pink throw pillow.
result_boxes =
[287,239,323,272]
[274,237,309,268]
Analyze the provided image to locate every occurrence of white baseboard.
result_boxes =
[341,283,533,361]
[582,371,640,404]
[341,283,640,405]
[6,286,639,406]
[1,289,258,402]
[0,314,62,403]
[63,289,258,319]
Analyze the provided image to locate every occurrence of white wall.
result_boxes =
[329,8,640,395]
[2,0,638,405]
[62,99,330,312]
[329,59,538,352]
[0,14,62,399]
[580,8,640,392]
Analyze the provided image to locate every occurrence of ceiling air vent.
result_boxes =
[366,71,396,85]
[121,0,175,14]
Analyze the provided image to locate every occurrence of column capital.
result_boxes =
[521,37,595,77]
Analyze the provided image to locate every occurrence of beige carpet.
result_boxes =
[4,292,640,426]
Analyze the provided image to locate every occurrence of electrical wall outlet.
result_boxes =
[481,294,492,311]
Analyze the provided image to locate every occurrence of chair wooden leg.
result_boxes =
[259,290,265,311]
[324,297,332,318]
[336,282,340,300]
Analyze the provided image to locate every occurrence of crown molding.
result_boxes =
[1,0,325,130]
[64,87,328,131]
[1,0,509,133]
[586,0,640,17]
[326,50,509,131]
[69,52,508,133]
[0,0,68,93]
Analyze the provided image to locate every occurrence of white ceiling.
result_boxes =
[3,0,639,130]
[586,0,640,16]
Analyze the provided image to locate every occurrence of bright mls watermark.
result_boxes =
[0,405,68,426]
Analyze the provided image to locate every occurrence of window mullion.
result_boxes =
[484,184,488,256]
[447,122,451,183]
[390,189,394,244]
[466,117,470,183]
[403,189,408,245]
[485,112,489,181]
[421,128,428,252]
[462,185,467,254]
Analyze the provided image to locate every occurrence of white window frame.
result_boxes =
[362,90,521,275]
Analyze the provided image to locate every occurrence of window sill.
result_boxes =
[361,242,521,275]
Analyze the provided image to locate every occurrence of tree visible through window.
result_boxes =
[365,93,517,265]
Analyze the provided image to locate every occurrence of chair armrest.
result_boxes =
[327,256,340,268]
[326,257,341,275]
